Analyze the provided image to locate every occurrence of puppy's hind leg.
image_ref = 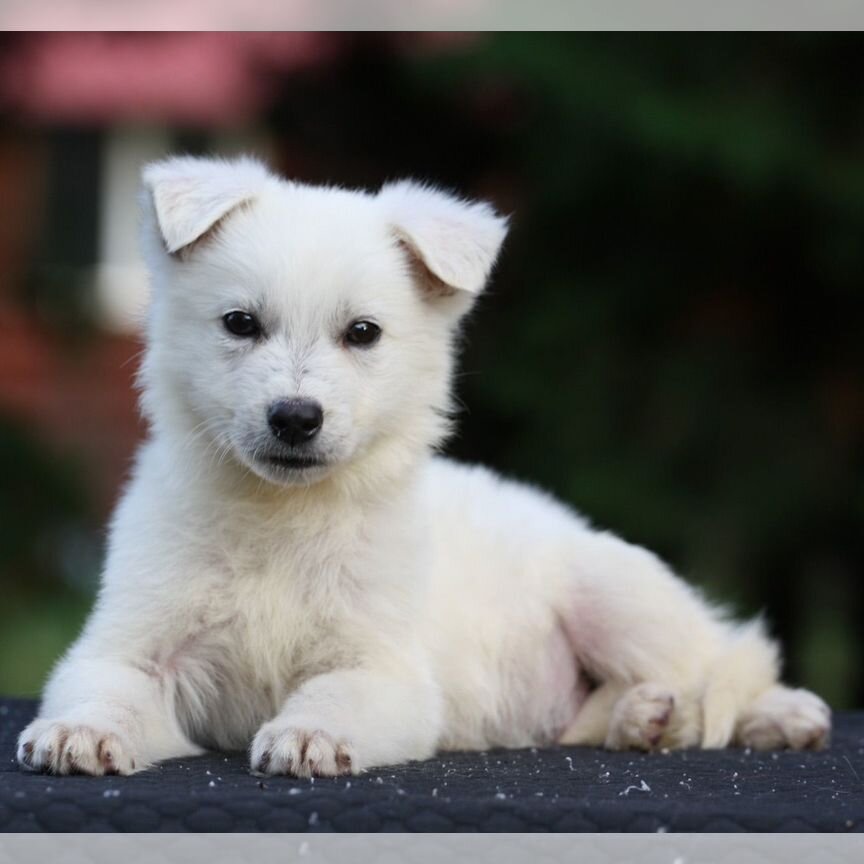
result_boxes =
[558,529,779,751]
[700,619,782,748]
[558,681,626,747]
[561,680,702,751]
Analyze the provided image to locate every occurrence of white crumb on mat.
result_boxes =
[619,779,651,796]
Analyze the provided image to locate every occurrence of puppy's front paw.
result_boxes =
[737,686,831,751]
[250,722,357,778]
[17,719,138,776]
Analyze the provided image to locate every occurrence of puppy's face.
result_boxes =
[140,158,507,487]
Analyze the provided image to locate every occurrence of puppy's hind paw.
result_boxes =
[605,682,702,751]
[606,683,677,751]
[17,719,138,776]
[736,686,831,751]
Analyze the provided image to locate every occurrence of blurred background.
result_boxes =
[0,33,861,708]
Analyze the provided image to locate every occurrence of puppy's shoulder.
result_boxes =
[421,455,588,532]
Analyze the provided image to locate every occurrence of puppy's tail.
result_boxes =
[700,618,780,748]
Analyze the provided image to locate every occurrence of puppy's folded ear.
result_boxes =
[378,181,509,301]
[141,155,272,255]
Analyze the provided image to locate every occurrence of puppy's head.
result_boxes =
[138,155,508,488]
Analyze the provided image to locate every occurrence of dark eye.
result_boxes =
[344,320,381,348]
[223,310,261,338]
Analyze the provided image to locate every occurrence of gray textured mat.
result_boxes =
[2,699,862,831]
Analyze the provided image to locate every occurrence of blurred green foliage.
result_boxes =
[3,34,862,707]
[0,420,95,695]
[437,36,864,708]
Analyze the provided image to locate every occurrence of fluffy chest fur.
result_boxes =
[103,444,427,750]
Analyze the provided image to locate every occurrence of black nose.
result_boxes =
[267,399,323,446]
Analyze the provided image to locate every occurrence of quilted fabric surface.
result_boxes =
[1,698,862,832]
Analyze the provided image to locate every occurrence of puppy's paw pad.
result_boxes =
[607,683,678,751]
[250,724,356,778]
[737,687,831,751]
[17,720,136,775]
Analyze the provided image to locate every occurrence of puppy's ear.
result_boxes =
[141,155,272,255]
[378,181,509,300]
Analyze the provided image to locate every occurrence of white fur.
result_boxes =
[18,156,830,777]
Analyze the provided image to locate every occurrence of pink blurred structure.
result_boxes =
[1,33,344,125]
[0,0,490,31]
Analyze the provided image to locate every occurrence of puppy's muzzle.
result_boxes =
[267,398,323,447]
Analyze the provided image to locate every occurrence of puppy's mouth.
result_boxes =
[262,454,327,471]
[240,438,335,482]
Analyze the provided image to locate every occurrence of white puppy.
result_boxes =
[18,156,830,777]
